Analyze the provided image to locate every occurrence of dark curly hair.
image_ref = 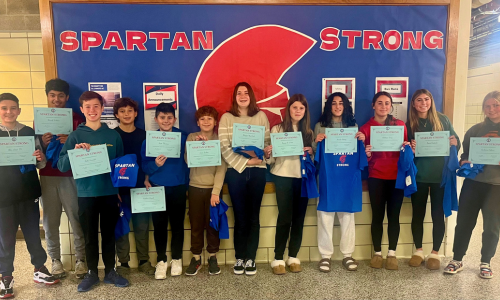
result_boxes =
[318,92,356,127]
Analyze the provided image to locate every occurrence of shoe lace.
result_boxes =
[235,259,244,267]
[245,259,254,267]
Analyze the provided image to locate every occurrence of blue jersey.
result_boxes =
[315,140,368,213]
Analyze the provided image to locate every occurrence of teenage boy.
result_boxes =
[184,106,226,276]
[58,91,128,292]
[36,78,87,279]
[113,98,155,276]
[142,103,188,279]
[0,93,60,300]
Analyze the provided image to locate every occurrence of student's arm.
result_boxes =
[34,136,46,169]
[218,114,249,173]
[460,126,473,164]
[212,158,227,196]
[184,133,196,165]
[312,123,323,153]
[57,133,77,172]
[262,112,271,148]
[141,140,160,175]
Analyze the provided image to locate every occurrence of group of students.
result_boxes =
[0,78,499,298]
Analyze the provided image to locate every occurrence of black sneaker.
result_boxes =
[208,255,221,275]
[0,276,14,299]
[233,259,245,275]
[245,259,257,276]
[185,257,202,276]
[33,265,61,285]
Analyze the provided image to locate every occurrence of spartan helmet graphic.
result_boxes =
[194,25,316,127]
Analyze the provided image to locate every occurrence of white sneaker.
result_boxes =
[51,259,66,279]
[155,261,168,280]
[170,259,182,277]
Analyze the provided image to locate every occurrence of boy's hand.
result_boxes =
[210,194,220,207]
[144,179,152,190]
[75,143,91,151]
[155,155,167,167]
[195,135,208,141]
[33,149,45,162]
[56,134,69,144]
[42,132,52,147]
[315,133,326,143]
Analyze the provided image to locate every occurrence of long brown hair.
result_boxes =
[279,94,313,147]
[228,82,260,117]
[408,89,443,133]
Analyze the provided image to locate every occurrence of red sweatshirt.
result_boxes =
[359,117,408,180]
[38,111,85,177]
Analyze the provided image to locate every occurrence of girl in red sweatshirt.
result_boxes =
[360,91,408,271]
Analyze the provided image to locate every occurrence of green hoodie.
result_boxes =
[58,123,124,197]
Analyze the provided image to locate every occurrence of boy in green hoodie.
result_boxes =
[58,91,128,292]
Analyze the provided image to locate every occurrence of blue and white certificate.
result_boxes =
[415,131,450,157]
[146,131,181,158]
[68,144,112,179]
[271,132,304,157]
[469,137,500,166]
[325,128,358,153]
[131,187,166,213]
[370,126,404,152]
[0,136,36,166]
[34,107,73,135]
[186,140,222,168]
[232,123,265,149]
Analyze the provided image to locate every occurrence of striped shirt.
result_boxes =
[218,111,271,173]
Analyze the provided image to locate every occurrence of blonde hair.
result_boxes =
[482,91,500,120]
[408,89,443,133]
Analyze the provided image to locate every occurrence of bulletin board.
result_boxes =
[39,0,460,133]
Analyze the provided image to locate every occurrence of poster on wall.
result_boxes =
[322,78,356,113]
[88,82,121,129]
[375,77,409,122]
[143,83,179,131]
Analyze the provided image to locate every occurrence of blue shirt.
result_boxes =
[141,127,189,187]
[396,144,418,197]
[315,140,368,213]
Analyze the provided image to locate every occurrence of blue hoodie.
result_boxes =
[396,144,418,197]
[441,146,459,217]
[141,127,189,187]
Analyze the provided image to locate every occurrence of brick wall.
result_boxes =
[0,0,41,31]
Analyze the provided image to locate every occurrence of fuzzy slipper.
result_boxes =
[370,254,383,269]
[271,260,286,275]
[286,257,302,273]
[385,256,399,270]
[426,253,441,270]
[409,251,425,267]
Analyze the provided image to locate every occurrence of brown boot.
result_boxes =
[426,253,441,270]
[409,252,424,267]
[271,260,286,275]
[385,256,399,270]
[370,254,383,269]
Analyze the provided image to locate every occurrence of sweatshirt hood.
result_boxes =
[0,122,25,133]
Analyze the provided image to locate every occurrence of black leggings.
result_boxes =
[368,178,404,252]
[453,179,500,264]
[411,182,445,251]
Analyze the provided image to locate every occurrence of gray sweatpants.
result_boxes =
[40,176,85,261]
[115,194,151,263]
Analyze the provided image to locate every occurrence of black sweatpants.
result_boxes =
[411,182,445,251]
[273,175,308,260]
[453,179,500,264]
[0,199,47,276]
[78,195,120,274]
[368,178,404,252]
[152,184,187,262]
[226,167,266,261]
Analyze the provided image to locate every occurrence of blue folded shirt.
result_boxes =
[300,152,319,198]
[457,163,484,179]
[209,198,229,239]
[233,146,264,160]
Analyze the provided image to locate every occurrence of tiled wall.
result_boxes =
[464,103,484,132]
[0,31,47,127]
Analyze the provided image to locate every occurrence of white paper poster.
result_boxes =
[375,77,409,122]
[143,83,179,131]
[321,78,356,113]
[88,82,121,129]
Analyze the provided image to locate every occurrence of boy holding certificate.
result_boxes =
[58,91,128,292]
[112,98,155,276]
[141,103,188,279]
[0,93,60,300]
[36,79,87,279]
[184,106,226,276]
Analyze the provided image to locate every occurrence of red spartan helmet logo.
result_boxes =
[119,167,127,176]
[340,155,347,164]
[194,25,316,127]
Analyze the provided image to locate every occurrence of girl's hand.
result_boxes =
[264,145,272,159]
[155,155,167,167]
[33,149,44,162]
[355,132,365,142]
[144,179,152,190]
[411,139,416,151]
[315,133,326,143]
[75,143,91,151]
[449,136,458,147]
[247,157,263,166]
[303,147,313,155]
[195,135,208,141]
[460,160,472,167]
[210,194,220,207]
[365,145,372,158]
